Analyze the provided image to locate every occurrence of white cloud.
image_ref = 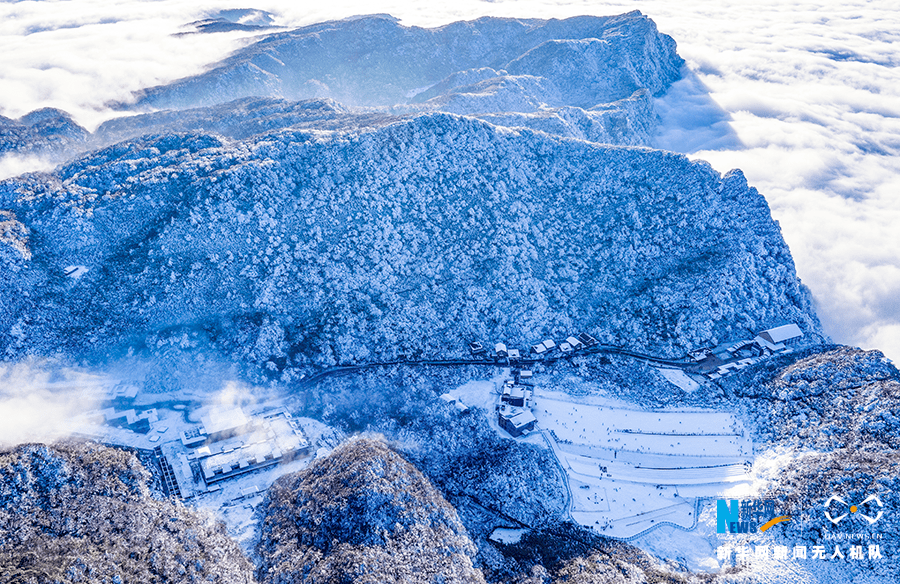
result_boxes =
[0,0,266,128]
[0,153,59,181]
[0,361,104,446]
[652,1,900,362]
[0,0,897,362]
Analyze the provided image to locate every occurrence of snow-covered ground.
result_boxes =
[448,370,755,541]
[534,388,752,539]
[489,528,528,545]
[444,369,549,448]
[442,369,510,413]
[35,362,759,566]
[655,367,702,392]
[187,450,315,551]
[534,390,750,458]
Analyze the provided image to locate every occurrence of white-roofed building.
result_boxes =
[508,386,526,407]
[565,336,583,350]
[440,393,470,413]
[163,408,310,495]
[201,406,250,442]
[499,409,537,437]
[758,324,803,344]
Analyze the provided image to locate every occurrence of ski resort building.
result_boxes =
[440,393,470,413]
[689,323,805,379]
[529,334,592,357]
[531,339,557,355]
[160,407,309,499]
[179,406,253,446]
[469,332,593,361]
[755,323,803,350]
[565,336,584,350]
[201,407,253,442]
[499,407,537,437]
[103,385,139,408]
[95,407,157,434]
[497,378,537,437]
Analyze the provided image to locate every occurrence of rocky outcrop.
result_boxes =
[719,346,899,449]
[0,441,254,583]
[255,437,485,584]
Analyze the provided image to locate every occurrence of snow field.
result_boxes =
[532,389,752,538]
[443,370,510,413]
[534,391,750,458]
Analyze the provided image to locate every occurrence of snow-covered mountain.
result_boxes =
[0,108,89,159]
[1,111,820,370]
[256,437,485,584]
[131,13,682,112]
[95,12,682,150]
[2,11,685,176]
[0,442,254,583]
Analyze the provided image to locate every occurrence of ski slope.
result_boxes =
[532,389,752,538]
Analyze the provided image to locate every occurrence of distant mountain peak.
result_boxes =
[131,12,683,117]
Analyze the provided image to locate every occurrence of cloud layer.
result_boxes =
[0,361,104,446]
[648,0,900,363]
[0,0,896,361]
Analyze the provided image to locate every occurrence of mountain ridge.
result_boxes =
[129,12,683,112]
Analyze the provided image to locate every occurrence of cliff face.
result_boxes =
[255,437,485,584]
[0,112,820,369]
[0,441,255,584]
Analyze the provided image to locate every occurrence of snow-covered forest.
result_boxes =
[2,112,820,372]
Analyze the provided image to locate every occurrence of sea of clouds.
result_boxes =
[1,0,897,362]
